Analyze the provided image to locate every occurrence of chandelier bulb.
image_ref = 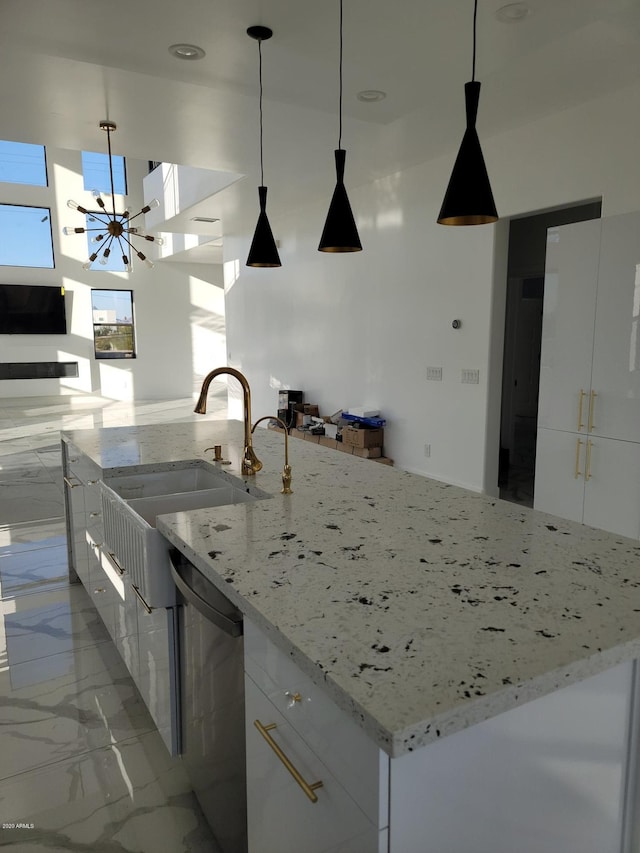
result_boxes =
[67,199,88,214]
[63,226,84,236]
[90,234,105,243]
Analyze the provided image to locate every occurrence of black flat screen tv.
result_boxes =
[0,284,67,334]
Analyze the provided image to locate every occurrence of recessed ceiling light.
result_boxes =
[495,3,530,23]
[356,90,387,103]
[191,216,219,223]
[169,43,206,60]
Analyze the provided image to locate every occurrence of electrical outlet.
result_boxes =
[424,443,431,458]
[461,369,480,384]
[426,366,443,381]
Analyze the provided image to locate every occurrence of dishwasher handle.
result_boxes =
[169,550,243,638]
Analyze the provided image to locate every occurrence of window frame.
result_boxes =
[0,203,55,269]
[91,288,136,360]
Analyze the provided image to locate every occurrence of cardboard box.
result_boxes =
[352,446,382,459]
[341,426,384,449]
[373,456,394,466]
[303,404,319,416]
[318,436,338,450]
[303,432,320,443]
[268,423,286,434]
[336,441,354,454]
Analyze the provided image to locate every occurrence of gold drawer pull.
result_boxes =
[577,389,586,431]
[588,390,597,432]
[574,439,584,479]
[107,552,125,576]
[586,439,593,481]
[254,719,323,803]
[131,584,153,614]
[63,475,80,488]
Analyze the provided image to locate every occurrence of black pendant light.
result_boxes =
[246,25,281,268]
[437,0,498,226]
[318,0,362,253]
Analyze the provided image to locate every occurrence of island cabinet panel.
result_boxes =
[243,619,388,853]
[244,674,381,853]
[388,662,634,853]
[535,210,640,537]
[62,440,102,585]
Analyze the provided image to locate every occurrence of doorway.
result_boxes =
[498,200,602,506]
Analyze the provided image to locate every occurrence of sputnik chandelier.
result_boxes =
[64,120,163,270]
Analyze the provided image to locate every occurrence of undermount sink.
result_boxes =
[100,461,260,608]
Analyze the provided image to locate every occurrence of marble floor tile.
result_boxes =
[0,730,220,852]
[0,542,69,597]
[0,519,67,556]
[2,584,110,665]
[0,640,156,780]
[0,482,64,525]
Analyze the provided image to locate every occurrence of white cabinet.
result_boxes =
[244,619,640,853]
[244,619,387,853]
[62,443,179,755]
[537,219,600,434]
[535,211,640,538]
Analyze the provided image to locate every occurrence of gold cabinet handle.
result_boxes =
[588,390,597,432]
[63,475,81,488]
[577,389,586,431]
[107,552,125,576]
[254,720,323,803]
[574,439,584,479]
[131,584,153,614]
[586,439,593,481]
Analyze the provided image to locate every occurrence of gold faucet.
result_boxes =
[195,367,262,476]
[251,416,292,494]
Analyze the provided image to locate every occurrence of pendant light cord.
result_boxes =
[105,125,117,219]
[471,0,478,82]
[258,38,265,186]
[338,0,343,149]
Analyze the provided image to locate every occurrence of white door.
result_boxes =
[537,220,600,433]
[581,435,640,539]
[590,211,640,443]
[533,427,585,523]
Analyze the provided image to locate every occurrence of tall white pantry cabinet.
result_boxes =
[534,211,640,538]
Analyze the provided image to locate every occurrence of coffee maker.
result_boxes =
[277,390,304,429]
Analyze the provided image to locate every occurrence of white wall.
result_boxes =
[0,147,226,400]
[224,80,640,495]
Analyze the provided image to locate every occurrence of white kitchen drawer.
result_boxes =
[245,673,379,853]
[244,618,388,827]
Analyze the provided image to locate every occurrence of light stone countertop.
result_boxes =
[62,419,640,757]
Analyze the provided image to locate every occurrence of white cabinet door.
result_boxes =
[537,220,601,433]
[590,211,640,443]
[388,663,634,853]
[533,428,585,523]
[245,674,377,853]
[136,598,179,755]
[581,435,640,539]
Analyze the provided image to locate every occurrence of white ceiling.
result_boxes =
[2,0,640,256]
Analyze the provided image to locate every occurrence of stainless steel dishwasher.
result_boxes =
[168,549,247,853]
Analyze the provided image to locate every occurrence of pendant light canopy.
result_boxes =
[246,25,281,268]
[318,0,362,253]
[437,0,498,226]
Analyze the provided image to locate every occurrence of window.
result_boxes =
[91,289,135,359]
[82,151,126,195]
[0,204,54,268]
[0,140,47,186]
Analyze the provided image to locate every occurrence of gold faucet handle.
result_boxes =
[281,463,293,494]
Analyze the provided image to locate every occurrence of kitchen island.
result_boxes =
[62,419,640,853]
